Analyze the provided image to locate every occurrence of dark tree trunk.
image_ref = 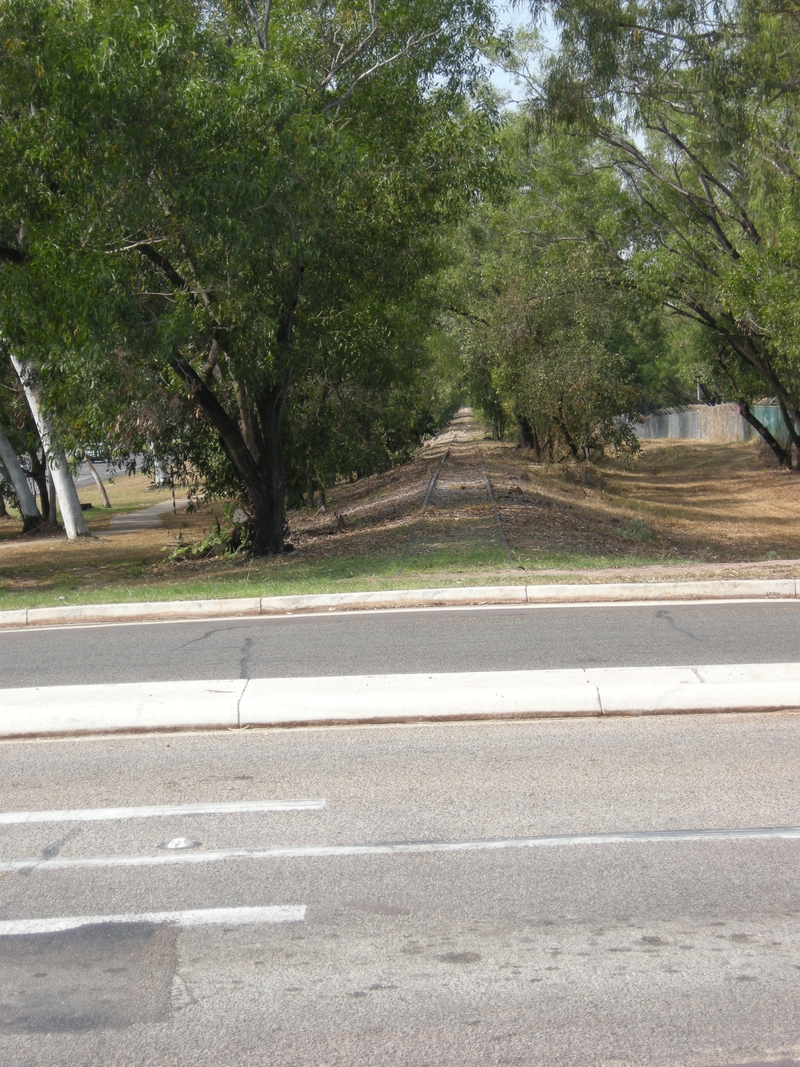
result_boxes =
[714,346,797,467]
[28,449,50,519]
[531,422,541,462]
[737,400,792,468]
[557,409,580,459]
[544,432,554,462]
[142,246,303,555]
[169,350,292,555]
[306,478,325,509]
[516,415,536,450]
[249,379,291,556]
[47,470,58,526]
[516,416,542,461]
[719,336,800,457]
[777,396,800,458]
[0,492,6,517]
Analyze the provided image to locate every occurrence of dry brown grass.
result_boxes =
[283,412,800,581]
[482,434,800,579]
[1,416,798,611]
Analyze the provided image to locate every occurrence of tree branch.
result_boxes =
[136,243,194,294]
[323,26,442,111]
[243,0,272,51]
[135,244,229,348]
[321,0,379,88]
[444,304,490,326]
[107,236,174,254]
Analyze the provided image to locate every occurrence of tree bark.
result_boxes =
[137,245,302,555]
[777,396,800,458]
[0,426,41,530]
[9,355,89,539]
[249,378,291,555]
[85,458,112,507]
[169,348,291,555]
[516,415,535,450]
[516,415,543,461]
[0,490,6,518]
[531,422,541,463]
[737,400,792,468]
[557,407,580,459]
[27,448,49,519]
[46,470,58,526]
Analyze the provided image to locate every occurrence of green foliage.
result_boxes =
[619,518,652,542]
[0,0,502,550]
[441,118,653,459]
[530,0,800,463]
[164,518,247,561]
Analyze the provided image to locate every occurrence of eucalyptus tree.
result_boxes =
[0,423,41,531]
[9,355,88,537]
[527,0,800,465]
[0,0,499,552]
[0,359,43,530]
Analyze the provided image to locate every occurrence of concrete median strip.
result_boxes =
[0,679,244,736]
[0,577,798,630]
[1,663,798,739]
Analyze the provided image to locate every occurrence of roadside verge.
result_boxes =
[1,577,799,630]
[2,663,799,739]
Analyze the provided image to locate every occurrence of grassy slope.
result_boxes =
[1,436,798,612]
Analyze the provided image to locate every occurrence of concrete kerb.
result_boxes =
[2,665,799,740]
[0,578,798,630]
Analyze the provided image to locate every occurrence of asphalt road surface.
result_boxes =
[2,599,800,688]
[72,460,118,490]
[0,713,798,1066]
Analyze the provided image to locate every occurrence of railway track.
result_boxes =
[397,409,513,574]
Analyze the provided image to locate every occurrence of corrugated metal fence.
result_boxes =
[635,402,789,447]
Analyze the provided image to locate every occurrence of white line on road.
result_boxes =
[0,798,326,826]
[2,825,798,873]
[0,905,306,935]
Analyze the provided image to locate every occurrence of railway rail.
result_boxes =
[397,409,512,573]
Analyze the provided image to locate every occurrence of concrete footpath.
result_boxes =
[2,663,799,739]
[1,576,799,630]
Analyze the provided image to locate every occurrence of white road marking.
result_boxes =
[0,905,305,935]
[0,799,325,826]
[1,826,797,873]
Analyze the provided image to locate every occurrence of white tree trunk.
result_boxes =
[86,458,111,507]
[9,355,89,539]
[151,447,171,488]
[0,423,41,530]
